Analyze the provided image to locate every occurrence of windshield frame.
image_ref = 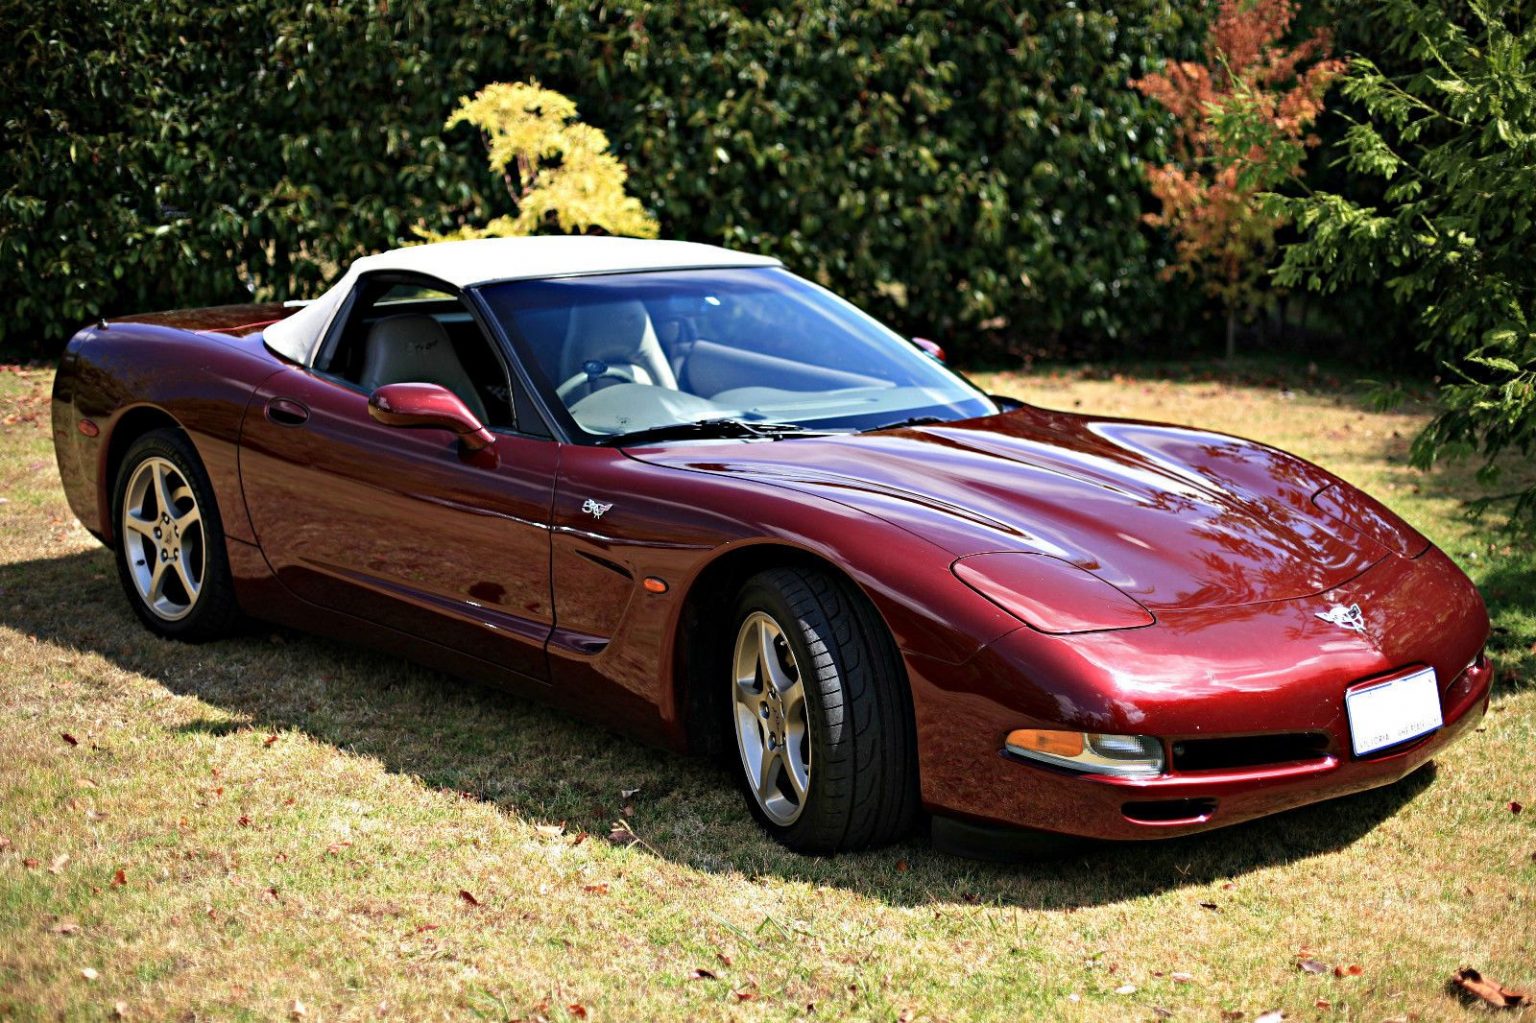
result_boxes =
[474,266,996,446]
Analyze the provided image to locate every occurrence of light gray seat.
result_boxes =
[359,314,489,424]
[558,300,678,397]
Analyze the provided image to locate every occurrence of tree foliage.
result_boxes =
[417,81,658,242]
[1133,0,1343,354]
[0,0,1206,360]
[1270,0,1536,529]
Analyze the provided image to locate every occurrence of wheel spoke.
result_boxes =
[122,513,157,540]
[734,673,764,713]
[783,745,809,802]
[152,463,177,520]
[759,623,794,693]
[757,747,782,801]
[779,677,805,719]
[175,503,201,534]
[147,559,169,604]
[171,550,200,601]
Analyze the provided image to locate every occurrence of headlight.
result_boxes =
[1312,483,1429,558]
[1005,729,1165,777]
[952,552,1155,634]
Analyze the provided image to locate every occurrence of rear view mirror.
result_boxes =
[368,382,495,451]
[911,336,946,362]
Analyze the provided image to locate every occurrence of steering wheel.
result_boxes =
[556,361,640,403]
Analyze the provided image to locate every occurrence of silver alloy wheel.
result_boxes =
[732,610,812,826]
[120,456,205,622]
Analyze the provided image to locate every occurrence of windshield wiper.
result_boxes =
[599,418,821,446]
[861,414,948,433]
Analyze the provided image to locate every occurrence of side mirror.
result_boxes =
[368,382,494,451]
[911,336,946,363]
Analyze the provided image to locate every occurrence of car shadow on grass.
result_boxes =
[2,547,1447,910]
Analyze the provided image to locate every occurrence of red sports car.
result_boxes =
[51,237,1493,857]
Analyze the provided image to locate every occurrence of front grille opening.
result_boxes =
[1172,732,1331,772]
[1122,798,1217,823]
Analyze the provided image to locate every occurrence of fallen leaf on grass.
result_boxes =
[237,815,251,827]
[581,883,609,894]
[112,1001,128,1019]
[608,820,639,846]
[1314,998,1331,1009]
[53,920,80,935]
[458,889,481,907]
[1333,964,1362,977]
[110,868,125,886]
[1153,1008,1174,1019]
[716,952,733,967]
[1298,959,1328,974]
[688,967,717,980]
[1114,984,1137,995]
[895,859,910,873]
[0,835,9,851]
[80,967,99,981]
[1451,966,1529,1009]
[567,1004,588,1019]
[49,853,70,873]
[261,887,279,902]
[23,857,39,869]
[414,923,439,933]
[1220,1011,1244,1021]
[289,998,306,1018]
[61,732,79,747]
[733,988,758,1002]
[1254,1012,1284,1023]
[263,734,278,747]
[325,841,352,856]
[534,822,566,838]
[1510,801,1524,815]
[621,786,641,799]
[1198,901,1219,911]
[1170,971,1194,984]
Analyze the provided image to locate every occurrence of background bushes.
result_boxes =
[2,0,1206,361]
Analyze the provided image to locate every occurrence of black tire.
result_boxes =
[728,566,919,853]
[111,429,240,642]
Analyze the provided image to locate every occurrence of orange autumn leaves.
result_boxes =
[1133,0,1344,329]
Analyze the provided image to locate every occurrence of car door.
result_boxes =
[237,277,558,683]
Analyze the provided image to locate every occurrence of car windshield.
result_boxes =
[478,267,996,442]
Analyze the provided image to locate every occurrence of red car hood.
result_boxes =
[628,406,1389,612]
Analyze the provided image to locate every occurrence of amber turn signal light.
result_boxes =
[1005,729,1085,757]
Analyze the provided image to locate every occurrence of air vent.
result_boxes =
[1172,732,1331,772]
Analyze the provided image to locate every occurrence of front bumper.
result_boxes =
[910,546,1494,842]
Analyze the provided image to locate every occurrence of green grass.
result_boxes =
[1,360,1532,1021]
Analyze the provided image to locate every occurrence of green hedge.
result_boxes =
[1,1,1204,361]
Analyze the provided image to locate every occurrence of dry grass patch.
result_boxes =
[0,360,1532,1021]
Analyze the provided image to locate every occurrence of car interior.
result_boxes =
[317,280,523,431]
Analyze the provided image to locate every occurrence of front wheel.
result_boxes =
[729,567,918,853]
[112,429,239,641]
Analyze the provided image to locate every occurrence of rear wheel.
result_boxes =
[729,567,918,853]
[113,429,239,641]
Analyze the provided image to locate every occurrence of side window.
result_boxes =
[317,280,520,431]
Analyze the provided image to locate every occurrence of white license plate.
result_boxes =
[1345,667,1443,756]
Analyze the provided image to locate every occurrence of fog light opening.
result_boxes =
[1122,798,1217,824]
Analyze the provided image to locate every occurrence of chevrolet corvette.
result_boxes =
[51,236,1493,856]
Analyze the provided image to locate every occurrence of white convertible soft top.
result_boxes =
[263,236,782,365]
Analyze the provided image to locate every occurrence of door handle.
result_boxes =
[265,397,310,426]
